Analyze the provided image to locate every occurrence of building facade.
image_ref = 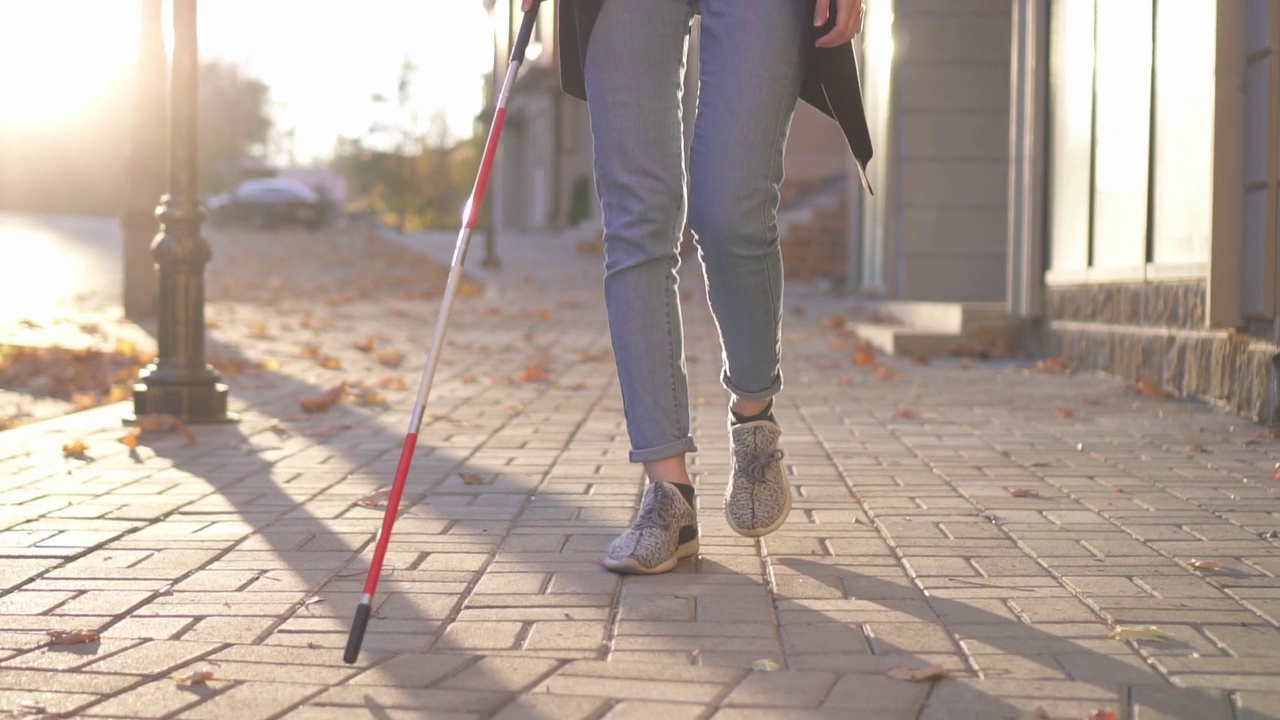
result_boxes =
[853,0,1280,422]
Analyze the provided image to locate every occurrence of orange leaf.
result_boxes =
[353,335,377,353]
[377,375,408,391]
[357,489,392,508]
[1053,407,1075,418]
[355,387,387,406]
[171,669,215,686]
[298,382,347,413]
[1089,709,1120,720]
[299,343,322,360]
[460,472,489,485]
[873,365,900,382]
[377,350,405,368]
[45,628,99,645]
[250,322,272,339]
[61,440,87,457]
[459,373,477,384]
[135,414,196,444]
[852,346,877,366]
[120,430,140,450]
[319,355,343,370]
[518,365,552,383]
[1009,487,1040,498]
[909,354,930,365]
[822,314,847,331]
[1185,559,1225,572]
[893,409,920,419]
[538,309,553,321]
[1035,356,1070,375]
[1138,375,1169,398]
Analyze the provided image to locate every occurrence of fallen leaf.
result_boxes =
[750,659,780,672]
[1184,559,1225,572]
[852,346,877,366]
[518,365,552,383]
[171,668,215,686]
[460,473,490,485]
[909,354,930,365]
[299,343,322,360]
[357,489,392,508]
[355,387,387,406]
[838,374,853,385]
[1035,356,1070,375]
[377,350,405,368]
[353,335,378,353]
[319,355,343,370]
[1009,488,1040,498]
[135,414,196,444]
[257,358,282,371]
[377,375,407,391]
[873,365,901,382]
[822,314,847,331]
[1089,709,1120,720]
[45,628,100,645]
[61,440,88,457]
[1109,625,1173,642]
[1053,407,1075,418]
[72,392,98,410]
[250,322,272,339]
[1185,444,1206,453]
[893,409,920,419]
[459,373,477,384]
[298,382,348,413]
[1030,708,1051,720]
[538,309,553,321]
[887,665,950,682]
[120,429,141,450]
[1138,375,1169,399]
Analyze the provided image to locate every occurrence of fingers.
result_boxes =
[813,0,830,28]
[815,0,865,48]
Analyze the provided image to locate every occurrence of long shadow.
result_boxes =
[0,240,630,719]
[779,558,1240,719]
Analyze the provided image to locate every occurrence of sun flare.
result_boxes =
[0,2,138,128]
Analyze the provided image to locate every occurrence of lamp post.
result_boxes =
[131,0,232,423]
[121,0,166,321]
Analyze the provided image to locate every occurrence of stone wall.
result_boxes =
[1045,282,1278,422]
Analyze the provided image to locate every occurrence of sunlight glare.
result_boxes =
[0,2,137,129]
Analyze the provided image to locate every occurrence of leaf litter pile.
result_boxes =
[0,340,153,430]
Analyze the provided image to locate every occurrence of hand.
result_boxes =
[814,0,866,47]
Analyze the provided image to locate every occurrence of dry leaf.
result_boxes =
[518,365,552,383]
[1138,375,1169,399]
[61,440,88,457]
[1185,559,1225,572]
[893,409,920,419]
[250,322,271,339]
[460,473,489,485]
[910,354,930,365]
[298,382,347,413]
[319,355,343,370]
[1109,625,1173,642]
[120,429,141,450]
[852,346,877,366]
[257,358,282,371]
[72,392,98,410]
[1009,488,1040,498]
[357,489,392,508]
[887,665,950,682]
[1053,407,1075,418]
[353,335,378,353]
[171,668,215,686]
[377,375,408,391]
[135,414,196,444]
[299,343,322,360]
[538,309,553,321]
[45,628,100,645]
[838,374,854,385]
[355,387,387,406]
[1089,709,1120,720]
[873,365,901,382]
[1030,708,1051,720]
[459,373,477,384]
[1184,444,1206,453]
[822,314,846,331]
[1035,356,1070,375]
[377,350,405,368]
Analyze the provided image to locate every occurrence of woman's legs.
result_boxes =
[584,0,698,475]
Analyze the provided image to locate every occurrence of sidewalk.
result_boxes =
[1,225,1279,720]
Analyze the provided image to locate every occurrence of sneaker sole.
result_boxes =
[726,475,792,538]
[602,538,700,575]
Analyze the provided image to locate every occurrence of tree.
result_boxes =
[197,60,272,194]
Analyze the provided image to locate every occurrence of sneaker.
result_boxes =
[724,420,791,537]
[603,480,699,575]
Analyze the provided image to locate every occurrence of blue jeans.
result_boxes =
[585,0,810,463]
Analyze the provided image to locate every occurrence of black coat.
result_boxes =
[555,0,874,191]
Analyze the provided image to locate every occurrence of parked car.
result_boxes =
[207,177,328,230]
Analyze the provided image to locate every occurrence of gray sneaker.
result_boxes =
[603,480,699,575]
[724,420,791,537]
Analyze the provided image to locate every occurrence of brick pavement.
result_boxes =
[1,226,1279,719]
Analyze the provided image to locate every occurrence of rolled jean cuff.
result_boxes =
[722,372,782,402]
[630,436,698,463]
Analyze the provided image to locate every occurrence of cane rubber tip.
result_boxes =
[344,603,373,664]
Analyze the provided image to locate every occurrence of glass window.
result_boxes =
[1046,0,1096,272]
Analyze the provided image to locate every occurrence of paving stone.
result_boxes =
[721,670,836,708]
[490,694,608,720]
[180,681,325,720]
